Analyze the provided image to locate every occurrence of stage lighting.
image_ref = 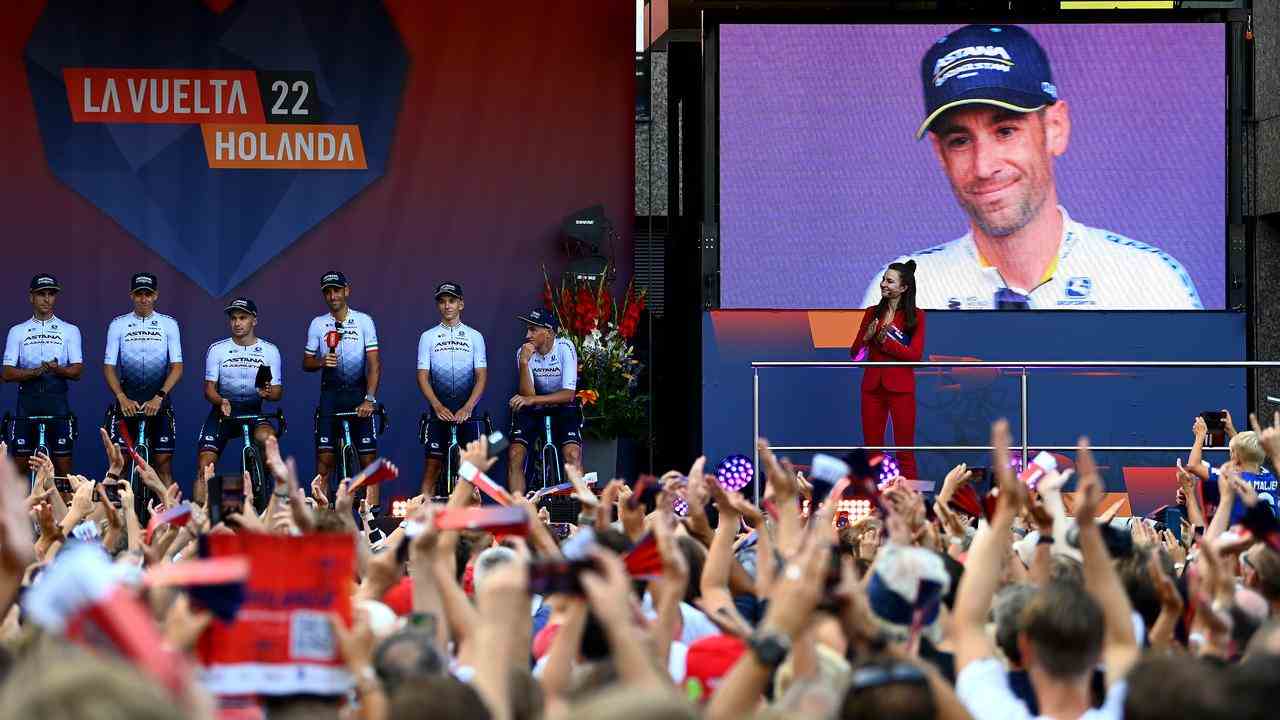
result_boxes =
[715,454,753,492]
[877,454,900,484]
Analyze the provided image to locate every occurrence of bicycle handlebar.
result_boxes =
[220,409,288,436]
[16,414,75,421]
[316,404,389,434]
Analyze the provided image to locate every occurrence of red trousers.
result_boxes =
[860,388,918,480]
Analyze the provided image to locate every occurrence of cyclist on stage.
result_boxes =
[103,272,183,488]
[197,298,283,473]
[2,274,82,477]
[302,271,382,506]
[416,281,487,497]
[507,308,581,497]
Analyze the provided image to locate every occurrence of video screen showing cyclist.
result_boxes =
[507,308,581,497]
[103,272,183,488]
[197,298,283,473]
[2,274,83,477]
[302,271,382,505]
[416,281,487,497]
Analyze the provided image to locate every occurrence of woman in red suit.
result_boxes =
[849,260,926,480]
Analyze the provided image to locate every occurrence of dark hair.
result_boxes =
[1020,581,1104,679]
[876,260,919,336]
[839,656,936,720]
[373,626,446,694]
[388,676,491,720]
[1125,655,1231,720]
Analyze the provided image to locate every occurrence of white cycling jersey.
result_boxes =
[518,337,578,398]
[861,206,1203,310]
[104,311,182,399]
[3,316,82,394]
[417,321,487,410]
[204,337,282,405]
[304,308,378,390]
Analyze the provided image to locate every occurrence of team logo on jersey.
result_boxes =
[1065,277,1093,299]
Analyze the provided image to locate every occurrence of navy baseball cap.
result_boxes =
[434,282,463,300]
[130,272,157,293]
[320,271,349,290]
[224,297,258,316]
[29,274,60,292]
[517,308,559,331]
[915,25,1058,140]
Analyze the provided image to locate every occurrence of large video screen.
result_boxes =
[718,24,1226,310]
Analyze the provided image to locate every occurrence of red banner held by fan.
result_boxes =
[198,532,355,697]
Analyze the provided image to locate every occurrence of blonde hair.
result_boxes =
[1231,431,1266,466]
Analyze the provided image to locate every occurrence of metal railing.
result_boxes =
[751,360,1280,500]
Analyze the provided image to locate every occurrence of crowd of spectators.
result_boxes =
[2,411,1280,720]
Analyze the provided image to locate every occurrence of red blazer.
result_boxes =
[849,306,926,393]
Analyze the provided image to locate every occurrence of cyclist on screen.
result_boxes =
[2,274,82,476]
[416,281,487,497]
[197,298,283,472]
[507,308,581,497]
[302,271,382,506]
[103,272,183,488]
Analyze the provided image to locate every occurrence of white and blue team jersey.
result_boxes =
[1204,462,1277,522]
[417,321,486,410]
[519,337,578,399]
[204,338,282,405]
[860,206,1204,310]
[304,309,378,391]
[3,316,83,394]
[104,311,182,399]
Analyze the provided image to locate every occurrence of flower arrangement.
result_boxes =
[542,264,647,440]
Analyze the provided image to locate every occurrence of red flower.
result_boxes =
[543,281,555,311]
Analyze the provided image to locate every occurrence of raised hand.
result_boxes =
[757,438,799,502]
[991,420,1026,520]
[1192,415,1208,438]
[459,436,497,474]
[563,462,598,508]
[335,478,355,515]
[29,452,55,494]
[69,478,96,517]
[1073,437,1103,524]
[1249,411,1280,465]
[938,462,971,505]
[134,453,166,497]
[99,427,125,476]
[311,475,329,507]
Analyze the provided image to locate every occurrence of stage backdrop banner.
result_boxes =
[1,0,634,496]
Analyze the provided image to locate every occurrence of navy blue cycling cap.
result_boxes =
[130,272,157,293]
[224,297,258,316]
[518,308,559,331]
[434,282,463,300]
[29,274,60,292]
[916,24,1058,140]
[320,270,349,290]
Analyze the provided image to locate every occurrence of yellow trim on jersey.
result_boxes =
[975,249,1059,287]
[914,98,1048,140]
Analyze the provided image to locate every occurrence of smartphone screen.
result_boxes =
[1164,506,1187,542]
[219,474,245,523]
